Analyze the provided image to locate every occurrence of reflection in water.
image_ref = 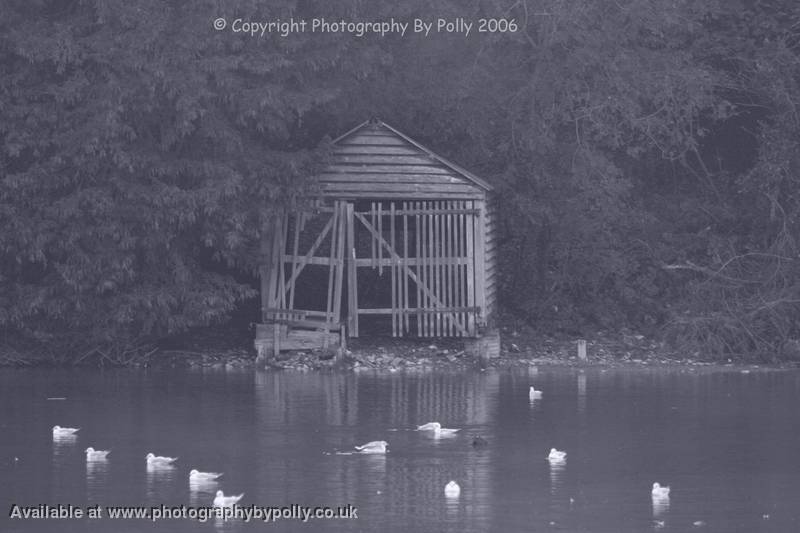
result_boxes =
[577,372,587,415]
[51,435,78,503]
[85,459,110,502]
[549,460,569,526]
[189,478,219,507]
[652,495,670,518]
[444,482,461,521]
[146,463,177,502]
[214,514,244,533]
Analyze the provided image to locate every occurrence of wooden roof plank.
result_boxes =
[332,154,438,166]
[320,173,468,184]
[321,182,478,194]
[325,118,492,193]
[339,135,410,146]
[325,164,452,175]
[334,145,423,156]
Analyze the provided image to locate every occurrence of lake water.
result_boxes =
[1,365,799,532]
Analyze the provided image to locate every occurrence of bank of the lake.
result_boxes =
[3,321,796,371]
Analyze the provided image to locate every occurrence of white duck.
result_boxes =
[444,480,461,498]
[213,490,244,507]
[189,469,223,482]
[85,447,110,461]
[146,453,178,467]
[417,422,460,435]
[529,386,543,400]
[52,426,80,438]
[651,482,670,498]
[548,448,567,462]
[354,441,388,454]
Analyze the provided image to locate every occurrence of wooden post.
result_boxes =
[323,205,340,349]
[415,201,422,337]
[288,212,301,309]
[259,215,273,324]
[577,339,587,361]
[346,202,359,338]
[278,212,288,309]
[403,202,409,335]
[465,201,475,335]
[332,201,346,326]
[377,202,383,276]
[445,201,454,336]
[371,202,376,269]
[456,200,464,337]
[474,200,487,330]
[390,202,397,337]
[427,201,435,336]
[273,322,280,359]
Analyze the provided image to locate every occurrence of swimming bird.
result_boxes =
[354,441,388,454]
[651,482,670,498]
[529,386,543,400]
[417,422,460,435]
[444,480,461,497]
[146,453,178,467]
[189,469,223,482]
[52,426,79,438]
[213,490,244,507]
[548,448,567,462]
[85,447,110,461]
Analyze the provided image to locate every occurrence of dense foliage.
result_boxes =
[1,0,798,361]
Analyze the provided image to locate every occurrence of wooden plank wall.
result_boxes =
[320,126,484,200]
[483,196,498,327]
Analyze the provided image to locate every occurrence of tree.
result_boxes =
[0,0,375,360]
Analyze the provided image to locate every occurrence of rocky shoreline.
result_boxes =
[2,325,795,370]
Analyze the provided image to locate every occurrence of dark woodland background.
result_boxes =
[1,0,798,362]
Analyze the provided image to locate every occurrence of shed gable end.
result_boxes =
[317,120,489,200]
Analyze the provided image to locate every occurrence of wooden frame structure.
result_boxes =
[255,119,497,360]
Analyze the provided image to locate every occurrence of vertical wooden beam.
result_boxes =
[475,199,487,330]
[415,201,422,337]
[390,202,397,337]
[278,211,289,309]
[324,204,340,349]
[465,200,475,336]
[377,202,383,276]
[259,215,273,323]
[273,322,280,359]
[288,212,301,309]
[437,200,444,336]
[427,201,435,336]
[346,202,359,338]
[403,202,410,335]
[332,201,346,326]
[445,201,454,337]
[422,202,429,336]
[268,211,284,309]
[456,201,464,337]
[370,202,376,269]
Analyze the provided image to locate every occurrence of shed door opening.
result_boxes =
[349,200,479,338]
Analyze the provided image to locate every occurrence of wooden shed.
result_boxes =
[255,118,498,361]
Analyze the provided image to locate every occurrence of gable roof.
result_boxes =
[316,119,492,200]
